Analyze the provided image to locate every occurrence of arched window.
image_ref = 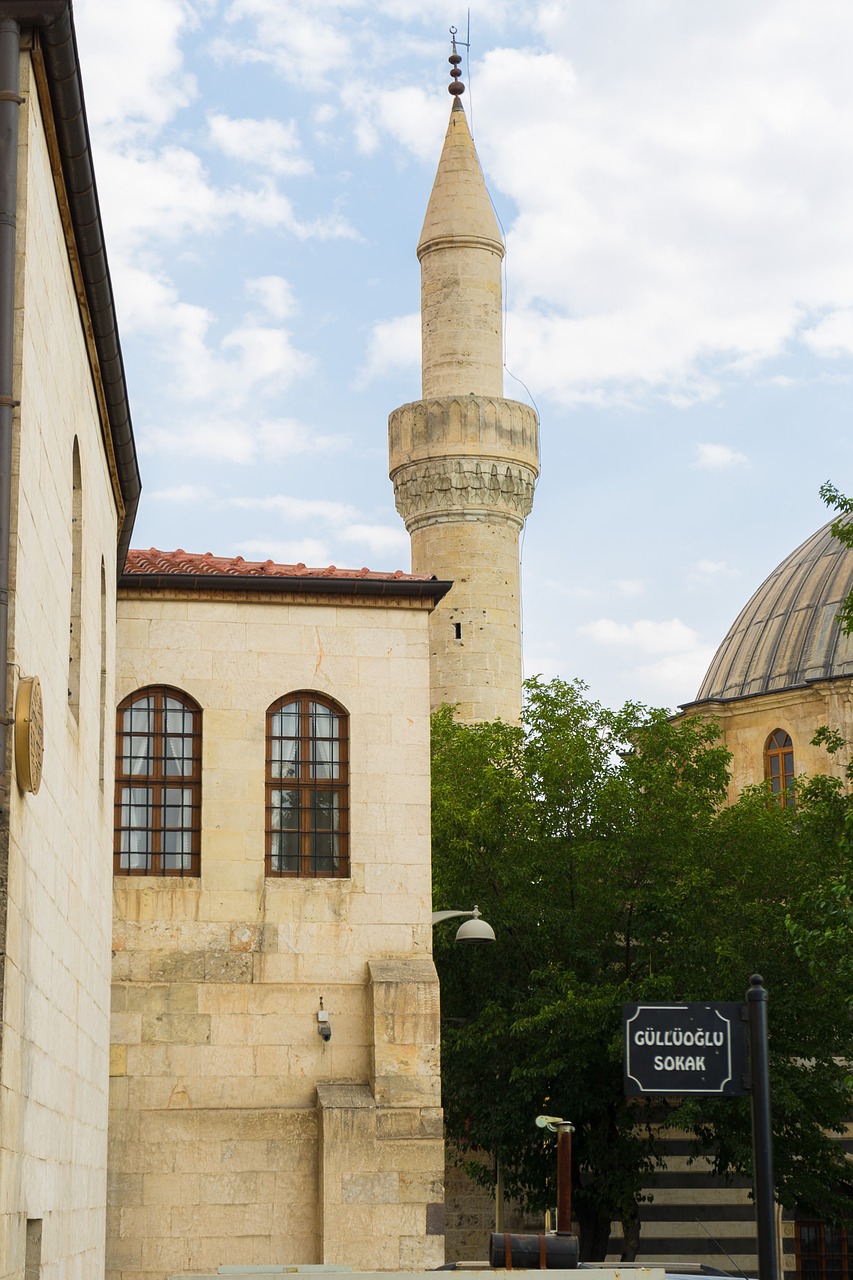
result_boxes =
[765,729,794,806]
[266,692,349,878]
[114,687,201,875]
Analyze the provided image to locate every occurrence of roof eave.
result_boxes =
[119,572,453,604]
[31,3,140,577]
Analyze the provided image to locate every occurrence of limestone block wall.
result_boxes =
[108,591,444,1279]
[685,679,853,802]
[420,243,504,399]
[412,518,526,723]
[443,1153,539,1264]
[0,53,120,1280]
[389,397,538,724]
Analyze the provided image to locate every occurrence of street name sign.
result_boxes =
[623,1001,747,1096]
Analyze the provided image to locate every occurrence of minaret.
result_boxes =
[388,42,539,723]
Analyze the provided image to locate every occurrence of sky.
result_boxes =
[70,0,853,714]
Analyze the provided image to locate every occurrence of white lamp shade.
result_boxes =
[455,916,496,943]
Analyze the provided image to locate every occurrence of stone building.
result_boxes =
[103,63,540,1280]
[0,5,140,1279]
[0,11,537,1274]
[682,516,853,800]
[2,6,851,1279]
[107,551,449,1276]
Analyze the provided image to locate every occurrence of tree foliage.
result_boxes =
[820,481,853,633]
[432,678,853,1259]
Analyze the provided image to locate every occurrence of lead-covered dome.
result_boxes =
[692,518,853,703]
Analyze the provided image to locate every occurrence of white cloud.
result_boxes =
[234,537,333,566]
[359,313,420,386]
[208,112,312,176]
[340,523,409,555]
[227,503,408,570]
[578,617,702,656]
[246,277,297,321]
[541,577,645,601]
[80,1,853,418]
[576,616,715,707]
[74,0,199,142]
[219,1,352,88]
[615,578,646,598]
[631,646,717,702]
[693,444,748,470]
[229,496,359,524]
[341,6,853,407]
[142,413,347,464]
[110,264,314,412]
[144,421,259,464]
[255,420,349,456]
[220,325,312,391]
[542,580,596,599]
[96,146,220,251]
[340,81,448,160]
[149,484,212,503]
[801,309,853,357]
[94,146,354,257]
[231,530,405,572]
[688,558,740,582]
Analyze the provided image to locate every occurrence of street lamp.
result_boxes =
[488,1114,579,1269]
[430,904,495,942]
[535,1114,575,1235]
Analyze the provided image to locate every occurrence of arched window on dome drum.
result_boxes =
[114,687,202,875]
[266,693,349,878]
[765,729,794,807]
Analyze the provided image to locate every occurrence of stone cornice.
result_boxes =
[417,232,504,261]
[391,455,536,531]
[388,395,539,470]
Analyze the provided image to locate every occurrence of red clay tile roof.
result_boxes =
[124,548,437,584]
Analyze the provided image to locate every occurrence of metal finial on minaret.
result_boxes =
[448,28,465,96]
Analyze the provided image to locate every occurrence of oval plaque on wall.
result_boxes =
[15,675,43,794]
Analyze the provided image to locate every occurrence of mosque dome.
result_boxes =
[693,517,853,703]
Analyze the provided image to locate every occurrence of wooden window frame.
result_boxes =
[796,1219,851,1280]
[765,728,795,807]
[265,691,350,879]
[114,686,202,876]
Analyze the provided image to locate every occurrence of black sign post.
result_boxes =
[747,975,778,1280]
[623,981,778,1280]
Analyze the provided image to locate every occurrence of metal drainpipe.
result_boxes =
[0,14,21,807]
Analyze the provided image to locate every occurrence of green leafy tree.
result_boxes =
[432,678,853,1260]
[819,481,853,632]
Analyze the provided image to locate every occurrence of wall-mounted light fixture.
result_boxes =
[431,904,495,942]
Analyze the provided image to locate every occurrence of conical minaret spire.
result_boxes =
[389,46,539,724]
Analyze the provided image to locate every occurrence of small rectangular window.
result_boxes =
[25,1219,42,1280]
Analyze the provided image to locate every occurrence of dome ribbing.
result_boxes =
[692,518,853,703]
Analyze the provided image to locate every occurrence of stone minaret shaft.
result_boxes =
[389,93,538,723]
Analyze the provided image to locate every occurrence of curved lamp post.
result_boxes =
[430,904,495,942]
